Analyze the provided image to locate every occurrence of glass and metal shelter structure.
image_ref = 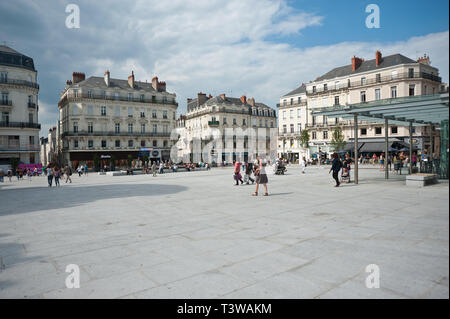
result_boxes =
[313,93,449,183]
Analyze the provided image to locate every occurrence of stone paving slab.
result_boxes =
[0,166,448,299]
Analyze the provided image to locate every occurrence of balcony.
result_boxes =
[0,100,12,106]
[208,120,220,126]
[61,131,171,138]
[28,102,37,109]
[58,92,178,108]
[0,121,41,129]
[277,101,307,108]
[0,78,39,89]
[307,71,442,96]
[0,144,40,152]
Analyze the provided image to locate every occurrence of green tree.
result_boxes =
[127,154,133,168]
[142,156,149,167]
[110,155,116,171]
[10,158,19,171]
[330,126,347,151]
[93,154,100,171]
[299,130,310,148]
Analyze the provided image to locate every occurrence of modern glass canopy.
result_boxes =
[310,92,449,183]
[312,93,449,126]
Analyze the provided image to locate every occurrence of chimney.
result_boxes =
[72,72,85,84]
[220,93,226,100]
[128,71,135,88]
[247,97,255,106]
[375,51,382,66]
[197,92,207,107]
[417,53,430,65]
[240,95,247,104]
[152,76,166,92]
[208,94,212,99]
[104,70,110,87]
[351,56,364,71]
[66,80,72,86]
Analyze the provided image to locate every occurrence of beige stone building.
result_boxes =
[278,51,445,161]
[0,45,40,168]
[39,126,57,166]
[58,71,178,169]
[277,84,308,162]
[178,93,277,164]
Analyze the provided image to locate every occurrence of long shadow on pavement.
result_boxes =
[0,184,187,216]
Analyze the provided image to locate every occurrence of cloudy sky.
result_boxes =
[0,0,448,137]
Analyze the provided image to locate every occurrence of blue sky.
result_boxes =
[0,0,448,137]
[278,0,450,46]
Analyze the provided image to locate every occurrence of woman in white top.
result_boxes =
[252,156,269,196]
[300,157,306,174]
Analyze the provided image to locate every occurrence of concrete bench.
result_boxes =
[406,174,438,187]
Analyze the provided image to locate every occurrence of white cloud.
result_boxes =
[1,0,447,139]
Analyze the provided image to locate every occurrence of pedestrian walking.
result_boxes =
[300,156,306,174]
[329,152,342,187]
[159,162,164,174]
[152,162,157,177]
[54,166,61,186]
[233,161,244,185]
[0,168,4,183]
[84,164,89,176]
[64,165,72,183]
[7,168,12,182]
[47,166,54,187]
[244,161,255,184]
[252,156,269,196]
[26,168,32,182]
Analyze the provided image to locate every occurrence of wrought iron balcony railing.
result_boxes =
[58,92,178,108]
[0,121,40,129]
[0,99,12,106]
[61,131,171,138]
[0,78,39,89]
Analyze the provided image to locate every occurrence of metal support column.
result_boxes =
[385,118,389,179]
[430,124,434,173]
[430,125,434,160]
[354,114,358,184]
[409,121,413,175]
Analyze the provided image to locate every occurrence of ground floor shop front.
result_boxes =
[63,149,171,170]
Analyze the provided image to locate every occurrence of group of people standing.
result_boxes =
[233,156,269,196]
[45,164,78,187]
[329,153,352,187]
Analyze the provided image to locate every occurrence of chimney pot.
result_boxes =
[376,51,382,66]
[220,93,226,100]
[240,95,247,104]
[72,72,85,84]
[152,76,166,92]
[197,92,207,106]
[104,70,110,87]
[351,56,363,71]
[128,71,135,88]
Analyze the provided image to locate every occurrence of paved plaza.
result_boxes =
[0,166,448,299]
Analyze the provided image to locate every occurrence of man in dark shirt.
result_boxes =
[329,153,342,187]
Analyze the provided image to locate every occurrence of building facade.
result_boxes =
[178,93,277,164]
[278,51,445,161]
[0,45,40,168]
[58,71,177,169]
[277,84,308,162]
[40,126,57,166]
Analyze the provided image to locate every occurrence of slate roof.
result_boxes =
[0,45,36,71]
[315,54,417,82]
[187,95,273,112]
[282,83,306,97]
[72,76,158,92]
